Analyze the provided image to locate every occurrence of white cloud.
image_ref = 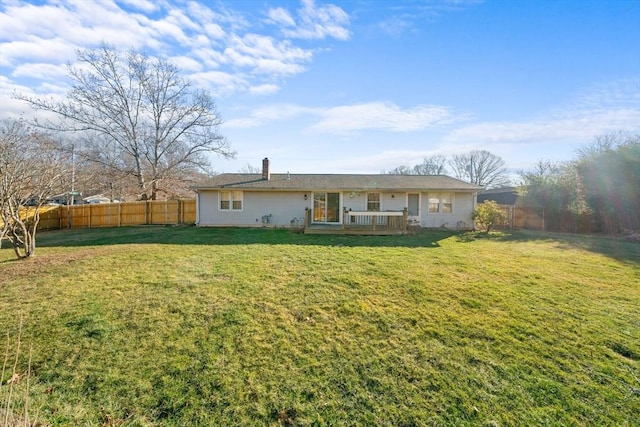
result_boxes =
[224,101,459,134]
[444,83,640,147]
[189,71,249,97]
[203,22,226,39]
[0,76,66,121]
[266,7,296,27]
[249,84,281,96]
[168,55,203,73]
[222,34,312,75]
[12,63,69,81]
[309,102,458,134]
[268,0,350,40]
[224,104,312,128]
[0,39,77,67]
[0,0,350,100]
[118,0,159,14]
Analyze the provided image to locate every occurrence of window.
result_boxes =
[441,194,452,213]
[428,193,453,213]
[220,190,243,210]
[367,193,380,211]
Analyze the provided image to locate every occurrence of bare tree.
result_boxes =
[448,150,510,188]
[384,165,413,175]
[385,155,448,175]
[412,155,448,175]
[16,45,235,200]
[0,119,67,259]
[239,163,261,173]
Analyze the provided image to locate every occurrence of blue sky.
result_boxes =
[1,0,639,177]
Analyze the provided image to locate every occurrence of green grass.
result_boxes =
[1,226,639,426]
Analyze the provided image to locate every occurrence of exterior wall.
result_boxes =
[420,192,475,229]
[342,192,407,212]
[197,190,309,227]
[197,189,477,229]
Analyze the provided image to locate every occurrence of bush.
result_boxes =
[473,200,508,232]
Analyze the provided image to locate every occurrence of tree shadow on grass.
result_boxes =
[33,225,455,249]
[457,229,640,266]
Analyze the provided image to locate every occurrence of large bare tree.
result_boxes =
[412,155,448,175]
[16,45,234,200]
[448,150,510,188]
[0,119,68,259]
[385,155,448,175]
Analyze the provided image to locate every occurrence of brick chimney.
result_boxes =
[262,157,270,180]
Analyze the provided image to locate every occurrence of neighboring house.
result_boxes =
[46,192,83,206]
[477,187,519,205]
[193,159,483,234]
[83,194,117,204]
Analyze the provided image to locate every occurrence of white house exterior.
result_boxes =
[193,159,483,232]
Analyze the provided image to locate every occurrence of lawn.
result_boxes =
[1,226,638,426]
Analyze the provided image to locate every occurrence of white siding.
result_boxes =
[341,192,406,212]
[197,189,477,229]
[420,192,475,228]
[198,190,310,227]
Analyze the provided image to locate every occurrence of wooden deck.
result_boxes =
[303,208,409,235]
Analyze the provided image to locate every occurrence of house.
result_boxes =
[477,187,519,205]
[192,158,483,234]
[46,192,83,206]
[83,194,118,204]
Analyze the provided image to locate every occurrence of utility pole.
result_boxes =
[70,144,75,206]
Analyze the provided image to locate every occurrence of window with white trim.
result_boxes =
[367,193,380,212]
[428,192,453,213]
[441,194,452,213]
[220,190,243,210]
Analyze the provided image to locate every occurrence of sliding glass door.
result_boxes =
[313,192,340,223]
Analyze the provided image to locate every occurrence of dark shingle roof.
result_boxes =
[193,174,483,192]
[477,187,519,205]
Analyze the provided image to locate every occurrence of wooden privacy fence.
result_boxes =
[496,204,544,231]
[35,199,196,230]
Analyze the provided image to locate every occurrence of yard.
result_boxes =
[1,227,638,425]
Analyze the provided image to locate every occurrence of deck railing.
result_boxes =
[343,208,408,231]
[303,207,408,233]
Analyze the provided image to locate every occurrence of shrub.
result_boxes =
[472,200,508,232]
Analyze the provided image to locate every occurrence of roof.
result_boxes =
[192,174,484,192]
[477,187,519,205]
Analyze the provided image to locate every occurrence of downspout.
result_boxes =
[195,190,200,226]
[472,191,478,230]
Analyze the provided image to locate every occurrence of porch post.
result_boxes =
[305,207,310,228]
[403,207,408,231]
[342,207,347,230]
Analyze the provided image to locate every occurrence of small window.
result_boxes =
[428,195,440,213]
[428,193,453,213]
[441,194,452,213]
[367,193,380,212]
[220,190,242,210]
